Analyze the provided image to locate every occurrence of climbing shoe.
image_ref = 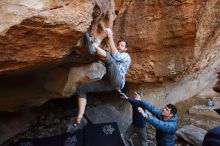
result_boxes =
[84,32,96,55]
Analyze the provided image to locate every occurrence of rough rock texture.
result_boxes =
[114,0,220,83]
[1,0,220,142]
[128,66,219,107]
[0,0,220,110]
[1,0,220,81]
[0,109,38,145]
[44,62,106,97]
[1,0,220,145]
[0,0,116,111]
[176,125,207,146]
[0,98,77,145]
[0,62,105,112]
[189,105,220,119]
[108,0,220,108]
[0,0,115,74]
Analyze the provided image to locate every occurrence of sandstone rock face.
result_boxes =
[113,0,220,108]
[129,66,219,108]
[114,0,220,83]
[1,1,220,144]
[0,0,114,74]
[2,0,220,83]
[0,62,106,112]
[0,0,116,112]
[44,62,106,97]
[0,0,220,113]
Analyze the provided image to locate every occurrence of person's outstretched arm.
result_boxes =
[147,115,176,133]
[120,94,137,105]
[138,107,177,133]
[137,99,162,117]
[104,28,118,53]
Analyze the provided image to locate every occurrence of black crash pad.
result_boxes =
[13,130,83,146]
[85,122,124,146]
[13,122,124,146]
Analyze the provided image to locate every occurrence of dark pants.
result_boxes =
[125,124,148,146]
[76,52,123,99]
[202,126,220,146]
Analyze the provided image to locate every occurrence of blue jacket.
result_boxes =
[139,99,178,146]
[127,97,147,128]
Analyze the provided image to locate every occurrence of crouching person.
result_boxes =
[138,100,177,146]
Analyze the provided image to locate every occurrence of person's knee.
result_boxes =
[124,133,130,141]
[104,52,114,65]
[110,81,122,91]
[76,84,88,98]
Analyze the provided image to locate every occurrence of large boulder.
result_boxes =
[0,0,115,112]
[0,0,220,111]
[111,0,220,108]
[189,105,220,119]
[0,0,115,74]
[114,0,220,83]
[44,62,106,97]
[0,62,106,112]
[176,125,207,146]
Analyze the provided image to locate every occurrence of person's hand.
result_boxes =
[104,28,113,38]
[120,95,126,99]
[92,43,98,49]
[138,107,148,118]
[119,92,128,99]
[138,107,144,114]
